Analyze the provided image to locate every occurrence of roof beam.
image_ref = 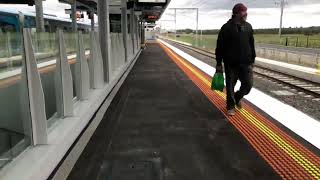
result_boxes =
[0,0,39,6]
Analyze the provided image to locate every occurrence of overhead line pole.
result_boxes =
[196,8,199,46]
[174,8,177,40]
[279,0,285,37]
[159,19,175,38]
[169,8,199,45]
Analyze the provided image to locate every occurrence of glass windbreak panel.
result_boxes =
[65,32,78,55]
[111,33,125,76]
[31,32,57,61]
[65,32,78,99]
[0,32,23,73]
[0,32,32,169]
[119,34,125,66]
[31,32,58,120]
[110,33,116,80]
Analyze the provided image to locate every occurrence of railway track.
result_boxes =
[162,38,320,98]
[253,67,320,98]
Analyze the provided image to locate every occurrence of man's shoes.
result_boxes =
[235,93,242,109]
[236,100,242,109]
[227,109,236,116]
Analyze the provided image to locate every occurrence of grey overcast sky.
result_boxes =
[160,0,320,30]
[1,0,320,29]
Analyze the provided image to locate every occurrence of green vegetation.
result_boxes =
[178,26,320,35]
[166,34,217,52]
[163,33,320,52]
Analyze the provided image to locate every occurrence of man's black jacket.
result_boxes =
[215,19,256,67]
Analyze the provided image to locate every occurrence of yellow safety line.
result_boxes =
[159,41,320,178]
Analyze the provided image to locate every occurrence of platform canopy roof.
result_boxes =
[62,0,170,22]
[135,0,171,22]
[0,0,169,22]
[0,0,35,6]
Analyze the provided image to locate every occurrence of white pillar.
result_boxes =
[98,0,111,82]
[141,21,145,45]
[121,0,128,62]
[35,0,45,32]
[130,8,135,54]
[90,11,95,31]
[71,1,77,31]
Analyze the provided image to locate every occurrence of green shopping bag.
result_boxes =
[211,72,225,92]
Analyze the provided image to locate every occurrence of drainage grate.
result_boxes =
[106,158,162,180]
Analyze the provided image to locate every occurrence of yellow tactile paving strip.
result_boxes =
[159,40,320,179]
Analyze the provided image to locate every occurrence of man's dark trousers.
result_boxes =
[224,64,253,110]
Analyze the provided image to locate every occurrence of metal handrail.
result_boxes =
[0,127,24,136]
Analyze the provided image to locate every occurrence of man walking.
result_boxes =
[215,3,256,116]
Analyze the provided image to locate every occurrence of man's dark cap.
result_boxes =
[233,3,247,17]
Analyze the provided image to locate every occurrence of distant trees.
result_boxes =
[176,26,320,35]
[177,28,193,34]
[254,26,320,35]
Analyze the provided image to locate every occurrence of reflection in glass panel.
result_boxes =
[65,32,78,99]
[110,33,116,79]
[83,33,90,51]
[0,32,32,169]
[31,32,57,61]
[109,33,126,81]
[110,33,118,79]
[119,33,125,66]
[127,34,134,60]
[65,32,78,55]
[0,32,23,73]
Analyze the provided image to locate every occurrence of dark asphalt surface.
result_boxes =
[67,43,279,180]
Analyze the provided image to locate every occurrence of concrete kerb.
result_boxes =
[256,46,319,68]
[255,58,320,84]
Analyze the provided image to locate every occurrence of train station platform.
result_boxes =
[65,42,320,179]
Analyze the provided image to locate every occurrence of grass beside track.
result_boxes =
[163,33,320,53]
